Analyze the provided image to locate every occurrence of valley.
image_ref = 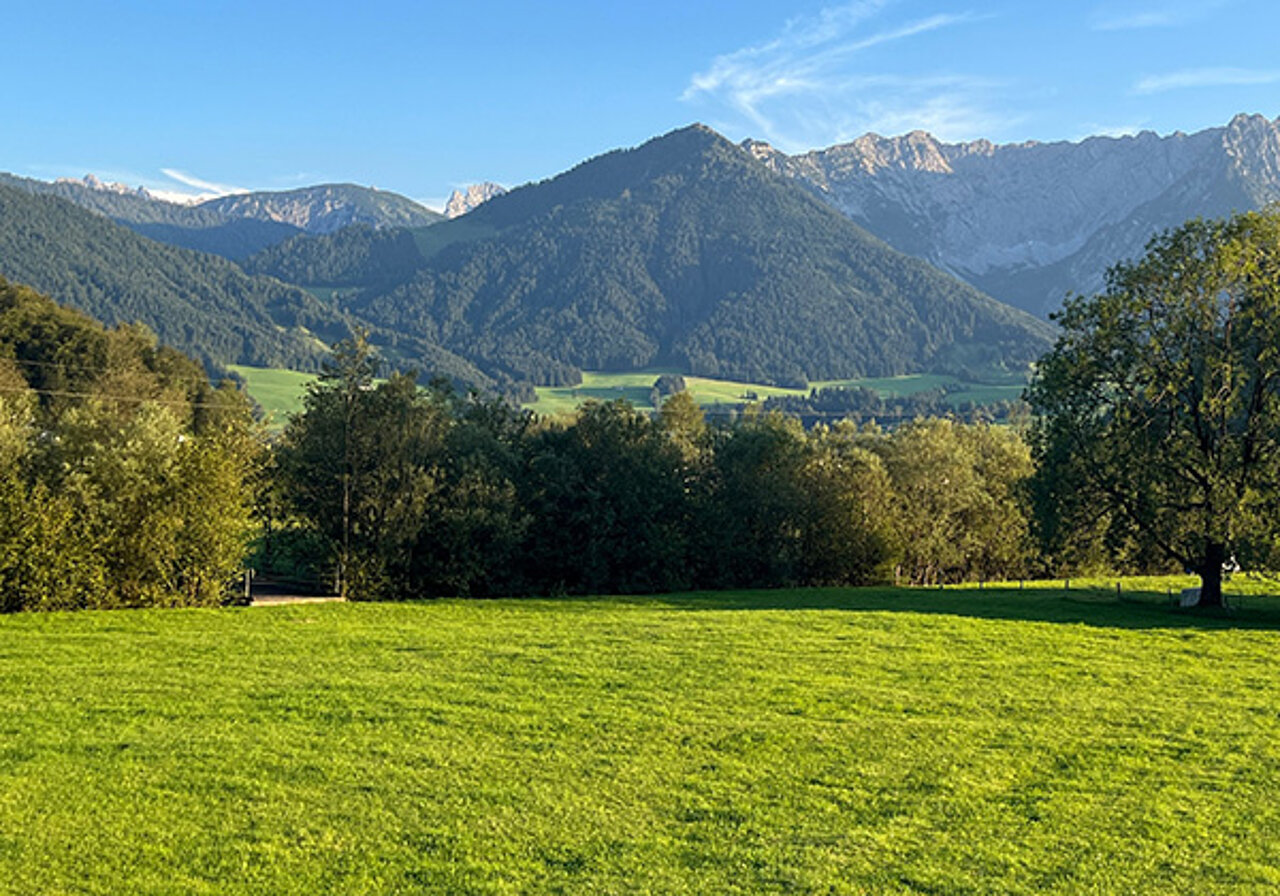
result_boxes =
[7,114,1279,409]
[228,363,1028,423]
[9,4,1280,894]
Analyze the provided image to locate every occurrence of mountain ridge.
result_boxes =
[248,124,1054,387]
[0,173,442,260]
[0,182,337,370]
[746,113,1280,316]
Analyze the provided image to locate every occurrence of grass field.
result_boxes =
[3,581,1280,893]
[532,370,1027,416]
[226,365,316,424]
[227,365,1028,424]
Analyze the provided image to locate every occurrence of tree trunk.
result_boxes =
[1197,541,1226,608]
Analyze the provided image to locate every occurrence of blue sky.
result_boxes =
[5,0,1279,208]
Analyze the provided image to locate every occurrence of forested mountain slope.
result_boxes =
[0,174,441,260]
[248,125,1054,387]
[0,183,540,393]
[0,183,339,370]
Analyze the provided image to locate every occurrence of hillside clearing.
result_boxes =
[2,584,1279,893]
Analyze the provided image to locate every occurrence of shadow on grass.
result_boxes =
[594,585,1280,631]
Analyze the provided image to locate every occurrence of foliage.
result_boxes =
[276,329,1034,597]
[1028,210,1280,605]
[520,401,691,594]
[649,373,687,408]
[274,333,528,599]
[0,279,260,612]
[865,418,1035,584]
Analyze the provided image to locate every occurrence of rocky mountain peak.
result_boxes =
[754,113,1280,318]
[444,182,507,219]
[58,173,152,199]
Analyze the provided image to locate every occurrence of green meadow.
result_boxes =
[530,370,1026,415]
[3,582,1280,894]
[227,365,317,424]
[226,365,1027,423]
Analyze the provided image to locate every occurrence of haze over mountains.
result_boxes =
[0,113,1275,396]
[750,113,1280,317]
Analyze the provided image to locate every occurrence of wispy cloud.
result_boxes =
[1094,11,1181,29]
[1133,67,1280,94]
[680,2,1002,150]
[1091,0,1229,31]
[159,168,246,197]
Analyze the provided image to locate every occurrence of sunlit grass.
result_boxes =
[2,583,1279,893]
[226,364,1028,422]
[227,364,315,425]
[532,369,1027,416]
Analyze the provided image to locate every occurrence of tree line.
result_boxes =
[5,206,1278,611]
[260,331,1040,600]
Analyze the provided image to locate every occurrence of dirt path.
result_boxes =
[250,594,346,607]
[248,575,344,607]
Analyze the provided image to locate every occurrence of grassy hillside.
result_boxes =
[2,584,1279,894]
[533,370,1027,415]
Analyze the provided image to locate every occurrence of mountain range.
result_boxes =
[0,182,498,387]
[0,173,442,261]
[245,125,1053,386]
[748,113,1280,317]
[444,182,507,219]
[3,114,1274,396]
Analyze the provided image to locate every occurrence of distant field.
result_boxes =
[2,581,1280,893]
[226,365,316,424]
[534,370,1028,415]
[229,364,1027,423]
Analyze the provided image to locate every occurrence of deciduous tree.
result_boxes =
[1028,210,1280,606]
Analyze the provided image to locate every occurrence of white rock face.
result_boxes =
[749,114,1280,316]
[53,174,211,205]
[444,182,506,219]
[58,173,153,199]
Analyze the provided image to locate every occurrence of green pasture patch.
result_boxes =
[2,584,1280,893]
[228,364,1026,422]
[532,370,1029,416]
[227,365,316,424]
